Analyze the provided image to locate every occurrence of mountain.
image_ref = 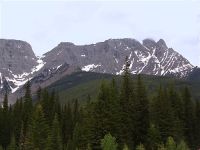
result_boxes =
[43,38,193,77]
[0,38,195,102]
[0,39,43,94]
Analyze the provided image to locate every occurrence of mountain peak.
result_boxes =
[58,42,75,47]
[157,39,168,49]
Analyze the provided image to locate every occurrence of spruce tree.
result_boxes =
[22,80,33,134]
[0,92,11,150]
[13,98,23,147]
[165,137,176,150]
[168,84,184,140]
[147,124,161,150]
[133,75,149,146]
[118,57,134,147]
[61,103,73,149]
[90,82,112,149]
[101,133,118,150]
[46,114,62,150]
[152,86,176,141]
[194,100,200,148]
[31,105,48,150]
[122,144,129,150]
[182,87,195,148]
[176,140,189,150]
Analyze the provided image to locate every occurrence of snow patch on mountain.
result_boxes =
[31,58,45,74]
[5,57,46,93]
[82,64,101,72]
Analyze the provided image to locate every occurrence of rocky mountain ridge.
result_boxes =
[0,38,195,102]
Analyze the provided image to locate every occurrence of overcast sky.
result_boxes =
[0,0,200,66]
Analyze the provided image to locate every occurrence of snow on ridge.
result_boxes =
[6,77,30,93]
[116,64,125,75]
[6,57,46,93]
[31,58,45,74]
[81,64,101,72]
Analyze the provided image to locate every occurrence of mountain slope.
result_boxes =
[45,71,200,104]
[43,38,193,77]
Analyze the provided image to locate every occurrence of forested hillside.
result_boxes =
[0,61,200,150]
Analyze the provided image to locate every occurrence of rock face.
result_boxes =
[0,38,194,102]
[43,38,194,77]
[0,39,39,94]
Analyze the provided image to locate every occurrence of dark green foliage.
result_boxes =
[61,103,73,149]
[152,86,177,141]
[31,105,49,150]
[135,144,145,150]
[194,100,200,148]
[182,87,195,148]
[66,139,75,150]
[133,75,149,146]
[46,114,62,150]
[118,59,135,148]
[0,92,12,150]
[13,98,23,147]
[7,135,16,150]
[22,80,33,134]
[147,124,161,150]
[1,65,200,150]
[101,133,118,150]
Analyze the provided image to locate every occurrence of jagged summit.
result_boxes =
[43,38,193,77]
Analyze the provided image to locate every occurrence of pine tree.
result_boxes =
[108,79,120,139]
[31,105,48,150]
[89,82,114,149]
[19,124,25,150]
[61,103,73,149]
[152,86,176,141]
[182,87,195,148]
[122,144,129,150]
[133,75,149,146]
[194,99,200,148]
[118,57,134,147]
[176,140,189,150]
[46,114,62,150]
[86,144,92,150]
[168,84,184,140]
[23,129,34,150]
[72,123,85,149]
[101,133,118,150]
[13,98,23,148]
[23,80,33,134]
[165,137,176,150]
[0,92,11,150]
[147,124,161,150]
[73,99,80,127]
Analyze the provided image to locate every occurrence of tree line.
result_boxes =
[0,60,200,150]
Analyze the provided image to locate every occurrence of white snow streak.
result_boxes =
[81,64,101,72]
